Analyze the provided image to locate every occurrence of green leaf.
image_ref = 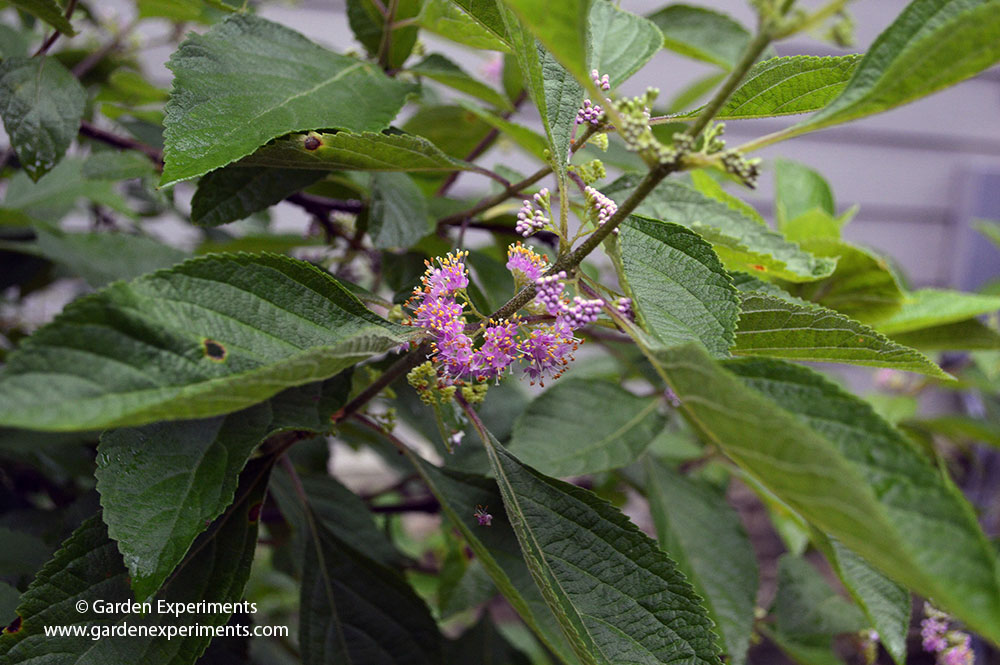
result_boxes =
[3,158,132,221]
[244,130,472,173]
[588,0,662,86]
[478,430,722,665]
[780,239,904,323]
[615,177,836,282]
[646,4,749,70]
[0,24,32,59]
[903,415,1000,449]
[792,0,1000,137]
[678,56,862,121]
[137,0,233,23]
[875,288,1000,335]
[346,0,421,69]
[0,56,86,181]
[368,172,431,249]
[620,215,740,357]
[500,0,592,86]
[733,292,949,378]
[0,253,414,431]
[775,159,835,229]
[409,54,512,110]
[771,556,867,647]
[646,459,758,665]
[446,616,531,665]
[8,0,75,35]
[161,14,413,186]
[0,227,188,287]
[191,165,323,227]
[402,104,492,159]
[690,169,767,226]
[83,151,157,181]
[0,460,269,664]
[892,318,1000,351]
[418,0,511,52]
[403,455,582,665]
[96,404,270,602]
[508,379,664,476]
[0,527,52,578]
[457,102,548,160]
[819,536,910,665]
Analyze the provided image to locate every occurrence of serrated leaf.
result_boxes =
[191,165,323,227]
[161,14,413,186]
[409,54,512,110]
[96,405,271,603]
[733,292,949,378]
[478,429,722,665]
[820,536,910,665]
[0,227,188,287]
[647,4,749,70]
[875,289,1000,335]
[244,130,472,173]
[771,555,867,646]
[418,0,511,52]
[642,342,1000,643]
[8,0,75,35]
[620,215,740,356]
[0,253,414,431]
[790,0,1000,138]
[646,459,758,665]
[588,0,662,86]
[677,56,861,121]
[0,56,86,181]
[500,0,591,86]
[614,177,836,282]
[0,460,269,664]
[368,172,432,249]
[508,379,664,476]
[775,159,836,229]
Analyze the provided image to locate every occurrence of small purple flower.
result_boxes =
[559,297,603,330]
[517,320,579,386]
[474,505,492,527]
[591,69,611,91]
[585,186,618,229]
[419,250,470,297]
[448,430,465,449]
[535,272,567,315]
[575,99,604,127]
[506,242,548,283]
[616,297,634,321]
[921,604,975,665]
[434,330,474,381]
[516,188,550,237]
[471,318,520,381]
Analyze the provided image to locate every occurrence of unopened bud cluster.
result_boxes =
[584,186,618,232]
[516,188,551,237]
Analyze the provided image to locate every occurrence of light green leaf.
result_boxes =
[191,165,323,227]
[500,0,592,86]
[244,130,473,173]
[888,318,1000,351]
[780,209,844,243]
[402,104,492,158]
[508,379,664,476]
[3,158,132,221]
[781,238,904,323]
[458,101,548,160]
[137,0,233,23]
[83,151,157,181]
[791,0,1000,138]
[0,253,414,431]
[620,215,740,356]
[614,177,836,282]
[690,170,767,226]
[0,460,269,664]
[409,54,512,110]
[903,415,1000,449]
[646,459,758,665]
[646,4,749,70]
[161,14,413,186]
[875,289,1000,335]
[0,227,188,287]
[8,0,75,35]
[588,0,662,86]
[96,405,271,602]
[479,429,722,665]
[775,159,835,229]
[0,24,32,59]
[0,56,86,181]
[820,536,910,665]
[677,56,862,121]
[733,292,949,378]
[368,172,432,249]
[418,0,511,52]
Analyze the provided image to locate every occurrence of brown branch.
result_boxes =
[78,120,164,168]
[331,345,430,423]
[34,0,78,57]
[72,17,138,78]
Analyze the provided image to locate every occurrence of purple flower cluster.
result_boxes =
[406,245,606,388]
[576,99,604,127]
[921,604,974,665]
[516,188,550,237]
[616,297,634,321]
[585,186,617,228]
[592,69,611,91]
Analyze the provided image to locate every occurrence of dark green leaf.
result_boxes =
[0,56,86,181]
[0,527,52,578]
[446,616,531,665]
[418,0,511,52]
[620,215,740,357]
[875,289,1000,335]
[588,0,662,86]
[191,166,323,227]
[96,404,271,602]
[409,54,512,110]
[647,4,749,70]
[368,172,431,249]
[733,292,949,378]
[346,0,421,69]
[8,0,75,35]
[479,431,722,665]
[771,555,867,646]
[509,378,664,476]
[0,253,414,431]
[646,459,757,665]
[402,104,492,159]
[161,14,413,186]
[889,318,1000,351]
